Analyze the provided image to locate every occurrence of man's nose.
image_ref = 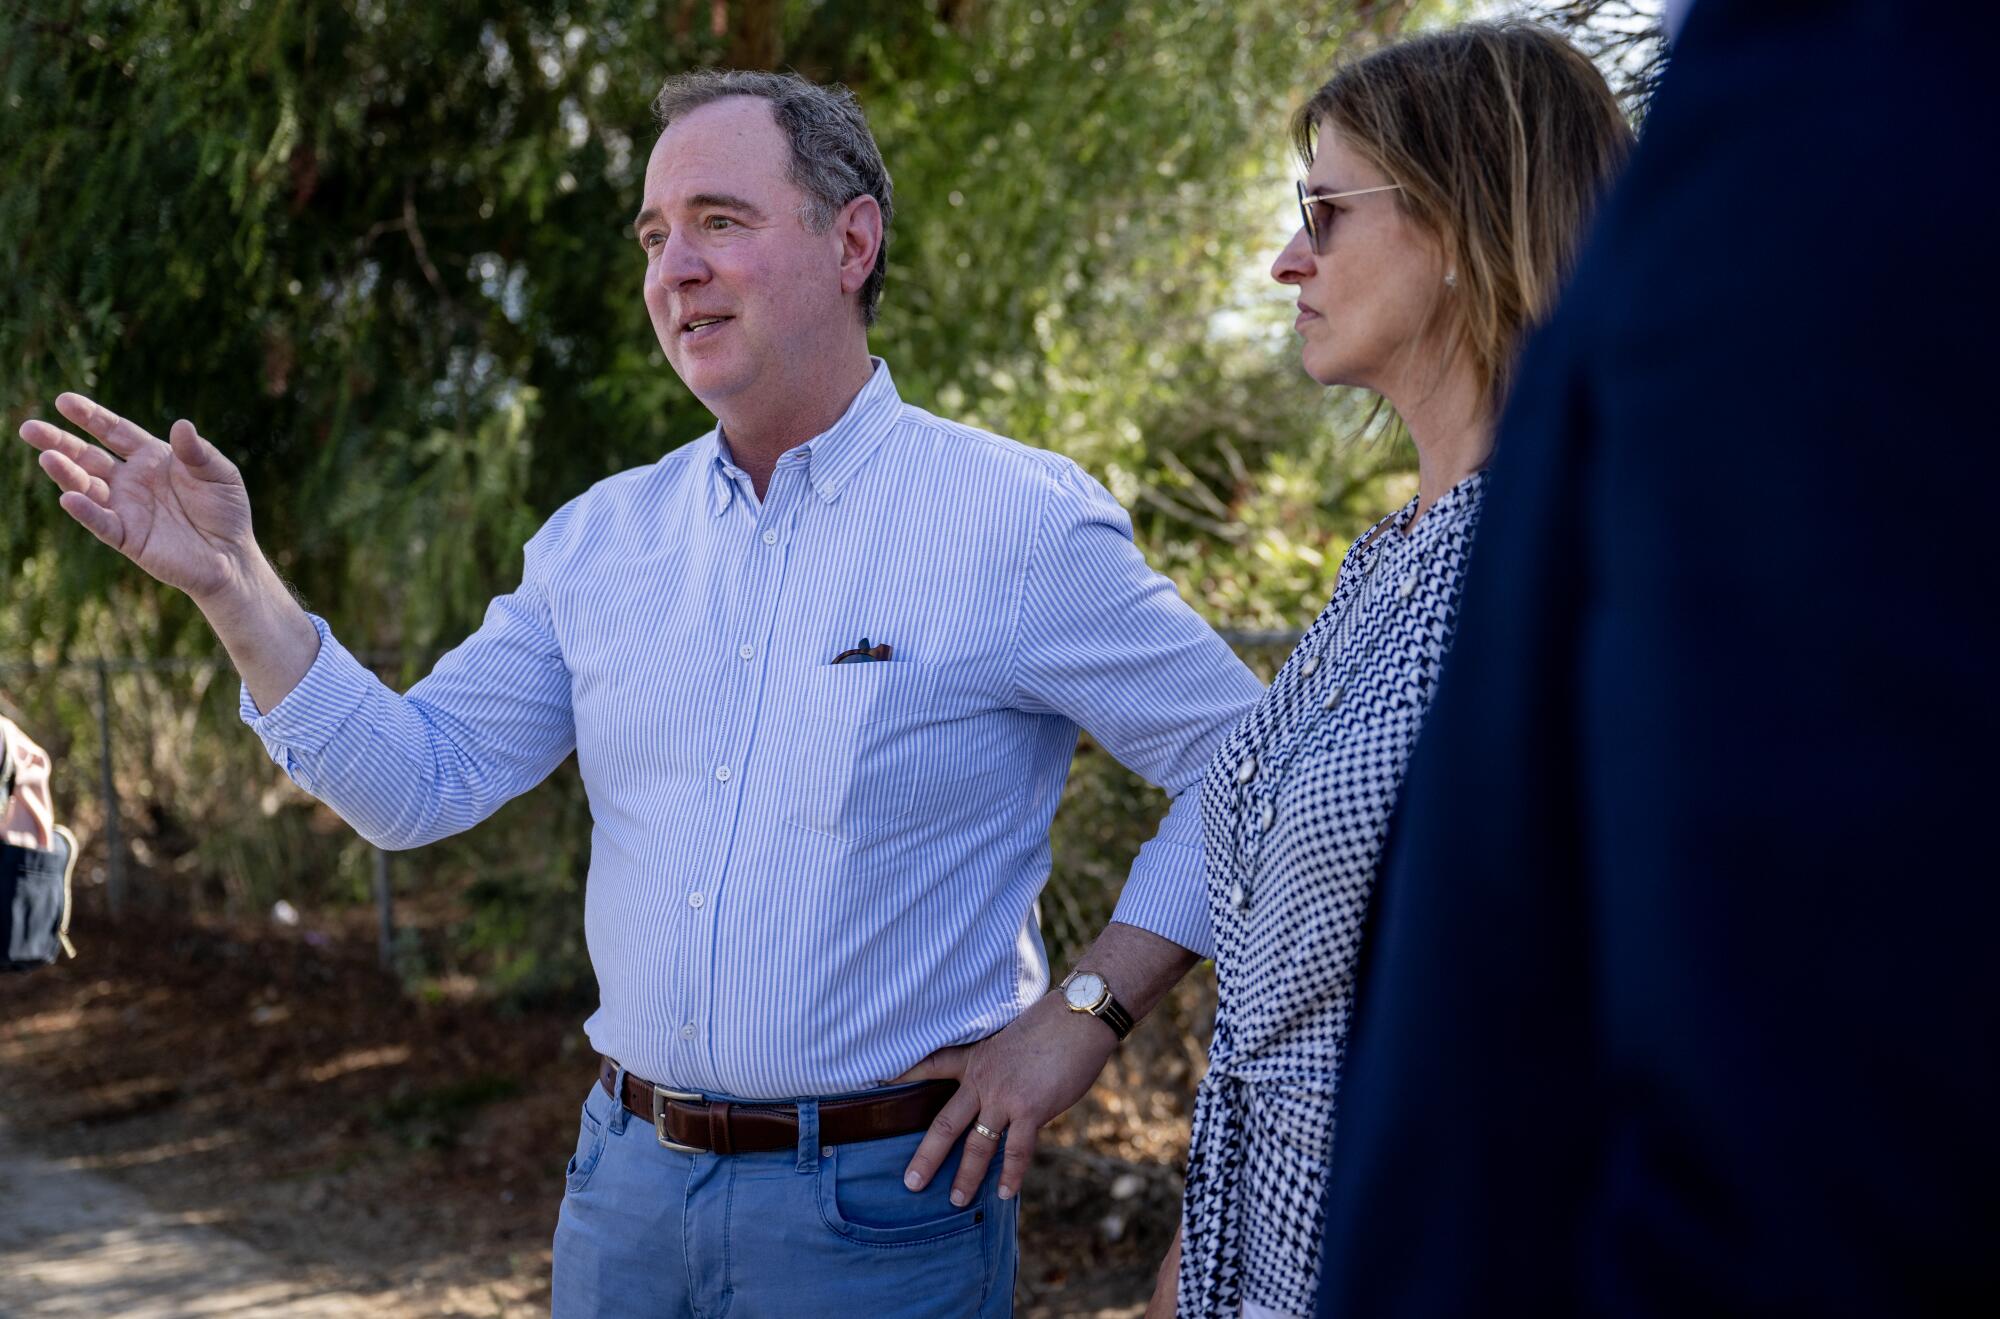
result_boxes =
[651,231,710,291]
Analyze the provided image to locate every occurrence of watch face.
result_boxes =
[1064,972,1106,1010]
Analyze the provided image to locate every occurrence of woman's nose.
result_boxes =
[1271,227,1314,285]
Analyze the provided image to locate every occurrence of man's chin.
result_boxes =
[668,358,754,412]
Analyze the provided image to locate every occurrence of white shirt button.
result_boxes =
[688,892,705,909]
[1236,755,1258,785]
[1399,575,1419,601]
[1323,685,1345,711]
[680,1024,696,1040]
[1230,882,1247,911]
[1260,801,1276,831]
[1301,655,1319,677]
[762,529,779,546]
[738,644,754,661]
[714,765,731,782]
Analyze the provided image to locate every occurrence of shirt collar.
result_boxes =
[705,357,903,516]
[1387,468,1487,545]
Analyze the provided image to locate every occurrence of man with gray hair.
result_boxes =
[18,70,1257,1314]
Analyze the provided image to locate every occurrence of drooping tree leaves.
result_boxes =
[2,0,1447,981]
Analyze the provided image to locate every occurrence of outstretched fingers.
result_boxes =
[53,392,161,458]
[18,418,119,482]
[57,490,126,549]
[37,447,112,506]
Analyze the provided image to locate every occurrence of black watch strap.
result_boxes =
[1095,993,1135,1041]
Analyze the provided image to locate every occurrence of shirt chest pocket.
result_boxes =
[780,663,954,845]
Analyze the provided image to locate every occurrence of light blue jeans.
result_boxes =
[551,1070,1018,1317]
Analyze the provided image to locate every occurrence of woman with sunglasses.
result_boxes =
[1149,24,1631,1318]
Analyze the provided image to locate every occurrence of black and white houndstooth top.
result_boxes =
[1177,472,1485,1318]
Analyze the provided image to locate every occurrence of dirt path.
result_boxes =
[0,1115,380,1317]
[0,914,1189,1317]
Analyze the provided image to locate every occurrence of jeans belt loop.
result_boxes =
[608,1063,630,1136]
[795,1098,821,1173]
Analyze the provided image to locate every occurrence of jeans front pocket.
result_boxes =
[563,1082,614,1196]
[815,1138,990,1252]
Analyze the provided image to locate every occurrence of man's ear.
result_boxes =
[834,194,884,300]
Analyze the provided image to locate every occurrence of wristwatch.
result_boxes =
[1059,969,1135,1041]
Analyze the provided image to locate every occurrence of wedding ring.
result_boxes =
[973,1121,1002,1141]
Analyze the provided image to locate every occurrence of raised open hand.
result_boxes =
[18,393,256,604]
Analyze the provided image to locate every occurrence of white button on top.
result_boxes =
[1260,801,1276,831]
[1302,655,1320,677]
[1236,755,1258,785]
[1230,882,1247,911]
[688,892,705,909]
[714,765,731,782]
[762,529,779,545]
[1398,575,1419,601]
[680,1024,696,1040]
[1323,685,1344,711]
[738,644,755,661]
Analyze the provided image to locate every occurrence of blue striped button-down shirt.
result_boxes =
[242,360,1260,1098]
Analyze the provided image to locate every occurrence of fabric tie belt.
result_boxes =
[598,1056,955,1155]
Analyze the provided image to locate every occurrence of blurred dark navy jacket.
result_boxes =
[1317,2,2000,1314]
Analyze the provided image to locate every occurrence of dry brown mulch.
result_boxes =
[0,903,1199,1316]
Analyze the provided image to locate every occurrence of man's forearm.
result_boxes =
[1067,919,1201,1026]
[194,555,320,716]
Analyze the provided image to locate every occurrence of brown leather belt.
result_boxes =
[598,1057,955,1155]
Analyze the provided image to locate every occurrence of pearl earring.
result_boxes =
[1444,271,1458,289]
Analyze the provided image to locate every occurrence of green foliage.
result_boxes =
[2,0,1439,997]
[371,1072,523,1150]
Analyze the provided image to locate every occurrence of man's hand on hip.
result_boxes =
[897,919,1201,1206]
[895,989,1119,1206]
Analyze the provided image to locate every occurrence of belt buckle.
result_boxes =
[652,1084,707,1153]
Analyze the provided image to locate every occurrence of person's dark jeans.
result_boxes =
[4,825,76,971]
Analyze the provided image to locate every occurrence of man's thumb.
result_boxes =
[892,1046,969,1084]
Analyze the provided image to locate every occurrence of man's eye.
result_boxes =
[703,215,736,231]
[642,232,664,250]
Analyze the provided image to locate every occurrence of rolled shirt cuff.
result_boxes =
[1109,834,1215,962]
[237,613,376,761]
